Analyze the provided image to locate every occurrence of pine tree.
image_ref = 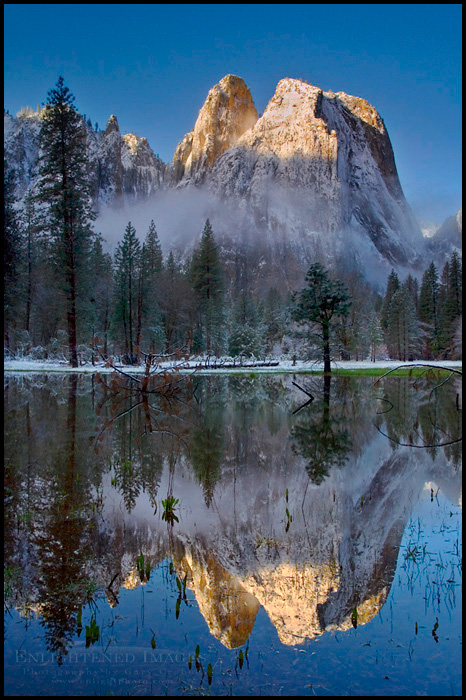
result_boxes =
[447,252,462,317]
[190,220,225,355]
[292,263,351,373]
[386,284,419,361]
[368,312,384,362]
[21,191,43,343]
[437,253,462,358]
[228,291,263,358]
[404,274,419,313]
[88,235,113,358]
[4,161,23,349]
[159,251,194,352]
[338,270,376,361]
[380,269,400,331]
[139,220,165,352]
[143,220,163,275]
[263,287,287,354]
[38,77,95,366]
[113,222,141,360]
[418,261,439,359]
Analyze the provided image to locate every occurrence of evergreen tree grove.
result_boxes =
[436,253,462,358]
[386,284,420,361]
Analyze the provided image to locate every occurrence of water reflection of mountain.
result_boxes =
[4,372,462,654]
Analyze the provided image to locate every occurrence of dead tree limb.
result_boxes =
[292,381,315,400]
[373,363,462,385]
[373,424,462,449]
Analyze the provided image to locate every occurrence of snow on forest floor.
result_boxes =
[3,357,462,375]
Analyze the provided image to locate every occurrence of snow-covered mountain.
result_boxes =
[5,75,458,286]
[173,76,423,273]
[4,108,167,206]
[427,208,462,262]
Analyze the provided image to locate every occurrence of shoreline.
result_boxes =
[3,358,462,376]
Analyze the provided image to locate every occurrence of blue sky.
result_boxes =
[4,4,462,222]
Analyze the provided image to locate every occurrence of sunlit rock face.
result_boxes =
[5,76,430,281]
[153,78,428,292]
[177,544,261,649]
[172,74,258,183]
[170,76,424,273]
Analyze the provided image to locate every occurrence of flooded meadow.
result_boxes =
[4,370,462,696]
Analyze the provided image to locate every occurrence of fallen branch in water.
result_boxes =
[373,363,462,385]
[373,362,462,448]
[292,381,315,400]
[374,424,462,449]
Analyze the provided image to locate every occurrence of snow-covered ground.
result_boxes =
[3,358,462,375]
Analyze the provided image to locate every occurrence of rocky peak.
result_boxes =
[427,207,462,261]
[202,76,422,270]
[238,78,338,161]
[104,114,120,135]
[172,74,258,182]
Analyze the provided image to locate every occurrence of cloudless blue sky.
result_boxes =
[4,4,462,222]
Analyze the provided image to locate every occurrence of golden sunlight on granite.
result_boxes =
[240,561,341,645]
[181,550,260,649]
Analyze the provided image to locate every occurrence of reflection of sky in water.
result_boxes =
[4,374,462,695]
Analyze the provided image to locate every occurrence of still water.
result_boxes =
[4,371,462,696]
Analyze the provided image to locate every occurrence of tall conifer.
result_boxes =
[418,261,439,358]
[113,222,141,359]
[4,161,22,349]
[380,269,400,331]
[190,220,224,355]
[38,77,95,366]
[140,220,165,351]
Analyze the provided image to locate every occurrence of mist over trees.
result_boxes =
[3,79,462,366]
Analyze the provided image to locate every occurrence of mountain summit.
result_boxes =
[4,75,438,285]
[172,76,423,272]
[172,74,258,182]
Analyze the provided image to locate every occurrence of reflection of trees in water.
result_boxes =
[97,372,194,512]
[4,371,461,659]
[188,376,289,505]
[189,378,225,507]
[375,372,462,459]
[5,375,96,664]
[290,375,353,484]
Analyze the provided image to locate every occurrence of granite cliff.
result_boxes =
[172,76,423,275]
[5,74,452,285]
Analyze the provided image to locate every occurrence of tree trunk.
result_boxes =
[136,271,143,358]
[67,276,78,368]
[323,320,331,373]
[65,222,78,368]
[25,226,32,336]
[128,266,133,357]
